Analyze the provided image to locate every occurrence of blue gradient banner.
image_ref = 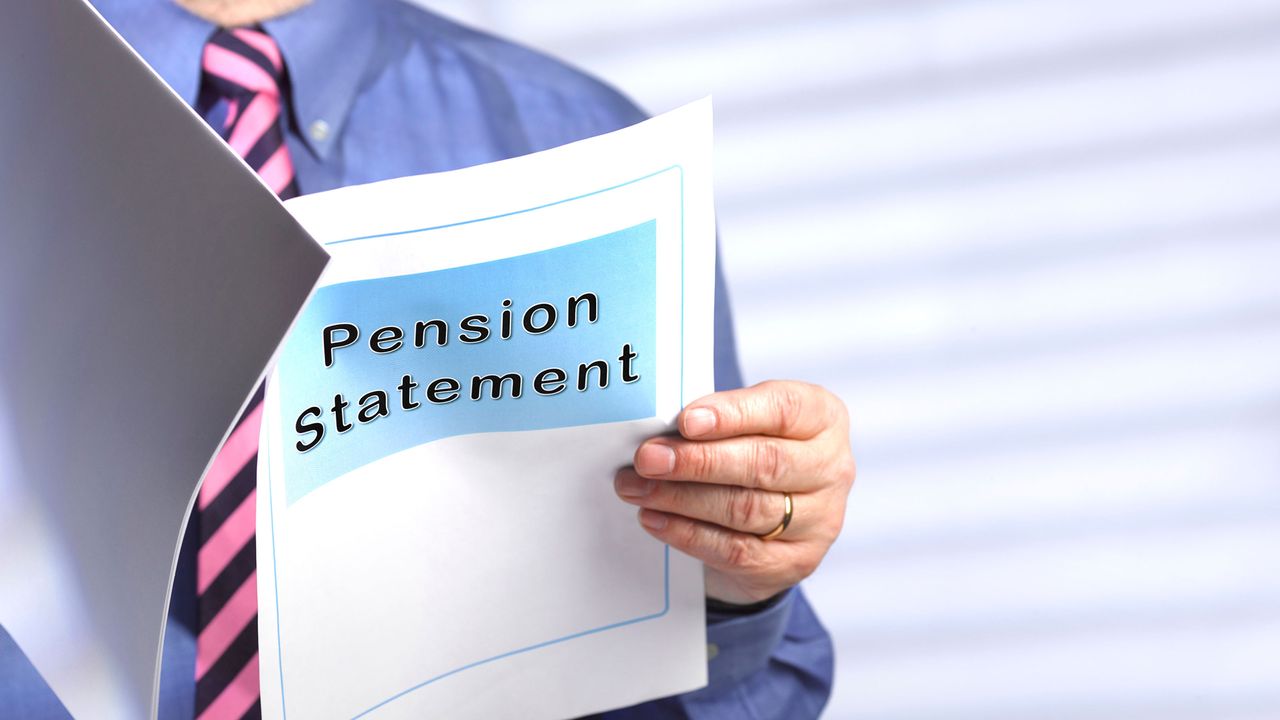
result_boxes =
[276,221,658,504]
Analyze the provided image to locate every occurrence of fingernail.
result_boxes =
[683,408,717,437]
[639,509,668,530]
[615,474,654,498]
[636,443,676,476]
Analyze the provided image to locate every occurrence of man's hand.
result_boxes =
[615,380,855,605]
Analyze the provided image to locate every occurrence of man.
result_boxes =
[2,0,856,717]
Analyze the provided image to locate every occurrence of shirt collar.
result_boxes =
[263,0,382,160]
[95,0,381,161]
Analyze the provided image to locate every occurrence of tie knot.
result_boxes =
[201,27,287,100]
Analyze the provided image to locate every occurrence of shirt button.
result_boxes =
[707,643,719,661]
[309,119,331,143]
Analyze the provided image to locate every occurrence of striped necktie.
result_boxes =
[194,27,298,720]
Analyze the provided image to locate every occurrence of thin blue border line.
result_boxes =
[271,166,686,718]
[350,547,670,720]
[323,165,681,247]
[678,166,685,407]
[266,447,288,717]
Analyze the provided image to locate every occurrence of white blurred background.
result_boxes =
[414,1,1280,717]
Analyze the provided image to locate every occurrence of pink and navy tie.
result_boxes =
[194,27,297,720]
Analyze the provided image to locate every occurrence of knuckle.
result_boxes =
[651,479,678,509]
[833,454,857,489]
[719,396,744,432]
[752,440,788,489]
[724,534,758,570]
[843,456,858,486]
[673,519,702,549]
[816,448,856,492]
[678,443,713,480]
[770,384,806,435]
[727,487,760,530]
[833,392,851,423]
[828,393,851,434]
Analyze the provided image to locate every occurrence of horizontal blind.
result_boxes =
[416,1,1280,717]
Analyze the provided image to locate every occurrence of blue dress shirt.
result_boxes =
[0,0,834,717]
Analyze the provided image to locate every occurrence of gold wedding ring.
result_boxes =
[758,492,793,541]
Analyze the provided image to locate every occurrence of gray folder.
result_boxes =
[0,0,328,717]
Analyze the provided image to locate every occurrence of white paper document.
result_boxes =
[257,100,717,719]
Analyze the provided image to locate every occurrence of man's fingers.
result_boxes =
[636,510,816,587]
[637,509,762,572]
[678,380,846,441]
[633,434,829,492]
[614,470,792,536]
